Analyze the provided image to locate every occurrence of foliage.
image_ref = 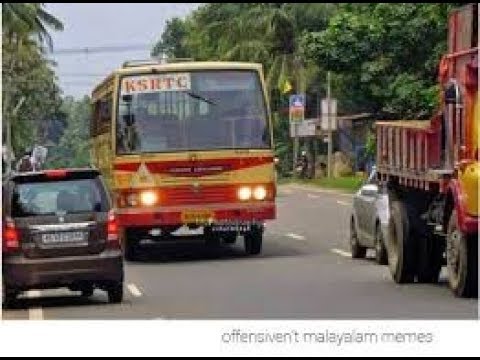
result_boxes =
[46,96,92,169]
[2,3,64,160]
[301,3,459,120]
[151,17,190,59]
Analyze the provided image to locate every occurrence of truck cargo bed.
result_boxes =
[376,116,446,191]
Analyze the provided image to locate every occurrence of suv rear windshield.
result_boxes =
[11,178,109,217]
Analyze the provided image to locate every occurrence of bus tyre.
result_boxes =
[387,200,416,283]
[350,216,366,259]
[204,227,221,248]
[222,232,237,244]
[123,229,139,262]
[416,233,443,284]
[244,226,263,255]
[447,211,478,298]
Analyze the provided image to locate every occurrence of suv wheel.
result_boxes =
[2,284,17,309]
[107,282,123,304]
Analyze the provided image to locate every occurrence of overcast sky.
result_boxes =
[46,3,200,99]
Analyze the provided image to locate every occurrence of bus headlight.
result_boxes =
[140,191,158,206]
[237,186,252,201]
[253,186,267,200]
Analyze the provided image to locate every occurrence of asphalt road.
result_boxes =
[2,185,478,320]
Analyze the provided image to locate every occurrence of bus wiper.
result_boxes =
[185,91,217,106]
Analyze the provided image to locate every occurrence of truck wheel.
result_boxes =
[374,224,388,265]
[416,233,443,283]
[244,226,263,255]
[446,211,478,298]
[387,200,416,283]
[123,228,140,262]
[350,216,366,259]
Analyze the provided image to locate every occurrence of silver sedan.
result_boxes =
[350,167,389,264]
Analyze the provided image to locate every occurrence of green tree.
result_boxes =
[3,3,64,50]
[2,3,64,159]
[46,96,91,169]
[302,3,459,119]
[151,17,190,59]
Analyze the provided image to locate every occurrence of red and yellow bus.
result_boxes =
[90,60,276,260]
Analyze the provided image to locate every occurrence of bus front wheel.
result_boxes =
[244,226,263,255]
[123,228,140,262]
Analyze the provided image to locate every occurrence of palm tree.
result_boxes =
[220,4,307,98]
[3,3,63,50]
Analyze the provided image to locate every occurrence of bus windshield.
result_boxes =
[116,70,270,154]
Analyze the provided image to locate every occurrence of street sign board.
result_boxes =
[290,119,318,138]
[289,94,306,123]
[321,98,337,131]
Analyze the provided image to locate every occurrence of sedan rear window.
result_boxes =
[11,178,109,217]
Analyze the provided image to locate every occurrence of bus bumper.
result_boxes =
[116,202,276,227]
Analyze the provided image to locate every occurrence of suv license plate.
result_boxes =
[41,232,87,247]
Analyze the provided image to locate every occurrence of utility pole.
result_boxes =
[327,71,333,178]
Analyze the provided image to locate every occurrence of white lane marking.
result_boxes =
[285,184,353,198]
[26,290,44,320]
[336,200,351,206]
[330,248,352,258]
[127,283,143,297]
[286,233,306,241]
[307,194,320,199]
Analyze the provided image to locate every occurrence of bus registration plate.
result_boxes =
[181,210,214,224]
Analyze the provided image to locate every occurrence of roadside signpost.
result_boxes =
[289,94,306,173]
[321,72,337,178]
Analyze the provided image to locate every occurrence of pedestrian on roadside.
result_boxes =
[16,148,34,172]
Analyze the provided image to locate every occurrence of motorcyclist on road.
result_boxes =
[296,150,309,179]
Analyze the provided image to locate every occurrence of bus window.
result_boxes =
[93,96,113,137]
[116,70,270,154]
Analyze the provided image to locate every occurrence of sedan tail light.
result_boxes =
[3,217,19,253]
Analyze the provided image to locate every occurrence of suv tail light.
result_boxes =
[106,210,119,248]
[3,217,19,253]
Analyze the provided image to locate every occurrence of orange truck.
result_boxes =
[376,4,478,298]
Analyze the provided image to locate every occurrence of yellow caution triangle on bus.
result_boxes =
[131,162,155,187]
